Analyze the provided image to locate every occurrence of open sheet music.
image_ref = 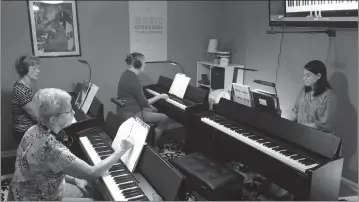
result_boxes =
[74,81,100,114]
[112,117,150,172]
[81,83,99,114]
[169,73,190,99]
[74,81,91,110]
[232,83,253,107]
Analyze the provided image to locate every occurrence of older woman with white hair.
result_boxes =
[9,88,133,201]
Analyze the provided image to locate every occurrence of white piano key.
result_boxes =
[165,98,187,110]
[145,89,159,96]
[201,117,319,173]
[79,136,101,164]
[286,0,358,13]
[79,136,145,201]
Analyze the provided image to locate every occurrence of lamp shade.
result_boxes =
[207,39,218,53]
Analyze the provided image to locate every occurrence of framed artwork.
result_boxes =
[27,0,81,57]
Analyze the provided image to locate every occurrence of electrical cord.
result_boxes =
[274,26,284,85]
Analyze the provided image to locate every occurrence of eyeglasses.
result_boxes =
[30,65,40,71]
[58,109,74,115]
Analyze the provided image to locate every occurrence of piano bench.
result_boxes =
[170,152,244,201]
[156,121,185,149]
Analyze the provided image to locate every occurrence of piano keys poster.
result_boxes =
[129,1,167,61]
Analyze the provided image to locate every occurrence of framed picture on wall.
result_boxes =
[27,0,81,57]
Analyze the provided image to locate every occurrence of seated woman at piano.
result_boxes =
[117,52,170,143]
[12,54,40,143]
[290,60,337,134]
[9,88,134,201]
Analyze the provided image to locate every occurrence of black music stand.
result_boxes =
[252,80,281,116]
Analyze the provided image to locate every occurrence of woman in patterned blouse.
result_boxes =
[12,54,40,142]
[290,60,337,134]
[9,88,133,201]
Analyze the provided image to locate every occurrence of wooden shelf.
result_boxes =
[198,83,210,88]
[196,61,245,93]
[197,61,244,69]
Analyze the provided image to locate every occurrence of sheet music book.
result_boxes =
[81,83,99,114]
[232,83,253,107]
[112,117,150,172]
[74,81,92,110]
[168,73,190,99]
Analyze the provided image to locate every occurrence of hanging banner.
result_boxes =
[129,1,167,61]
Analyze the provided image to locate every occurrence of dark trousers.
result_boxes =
[134,107,170,141]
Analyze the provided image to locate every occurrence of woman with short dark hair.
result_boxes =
[290,60,337,134]
[12,54,41,142]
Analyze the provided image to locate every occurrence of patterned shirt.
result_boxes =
[12,82,37,133]
[292,87,337,134]
[9,125,77,201]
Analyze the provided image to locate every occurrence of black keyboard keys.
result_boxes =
[95,147,110,153]
[119,182,136,190]
[299,158,316,165]
[291,154,305,160]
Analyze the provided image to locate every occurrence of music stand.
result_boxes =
[252,80,281,116]
[231,83,253,107]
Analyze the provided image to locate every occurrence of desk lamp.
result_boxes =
[77,59,92,83]
[253,79,281,115]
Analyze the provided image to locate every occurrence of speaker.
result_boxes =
[211,67,224,90]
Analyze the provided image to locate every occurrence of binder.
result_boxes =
[112,117,150,172]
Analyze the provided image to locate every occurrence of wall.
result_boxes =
[141,1,219,86]
[218,1,358,182]
[1,1,219,151]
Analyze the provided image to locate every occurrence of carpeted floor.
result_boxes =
[1,174,12,201]
[158,141,186,161]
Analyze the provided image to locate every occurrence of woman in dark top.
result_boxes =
[12,54,41,142]
[290,60,337,134]
[117,52,170,142]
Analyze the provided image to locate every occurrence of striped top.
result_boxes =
[12,82,37,133]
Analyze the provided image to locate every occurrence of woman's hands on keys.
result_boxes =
[159,94,169,100]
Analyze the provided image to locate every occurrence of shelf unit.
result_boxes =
[196,61,245,93]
